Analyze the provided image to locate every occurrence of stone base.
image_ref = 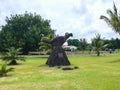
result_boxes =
[46,46,71,66]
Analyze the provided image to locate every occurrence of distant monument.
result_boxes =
[44,32,73,66]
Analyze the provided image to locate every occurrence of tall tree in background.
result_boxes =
[79,38,87,51]
[100,2,120,34]
[0,12,55,54]
[67,39,79,47]
[91,34,103,56]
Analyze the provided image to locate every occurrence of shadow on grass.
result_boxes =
[58,66,79,71]
[38,64,79,71]
[0,74,14,78]
[7,63,24,66]
[109,59,120,63]
[38,64,48,67]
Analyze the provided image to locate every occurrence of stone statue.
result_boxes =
[44,32,73,66]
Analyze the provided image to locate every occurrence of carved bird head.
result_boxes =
[65,32,73,38]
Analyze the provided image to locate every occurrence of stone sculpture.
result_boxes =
[44,32,73,66]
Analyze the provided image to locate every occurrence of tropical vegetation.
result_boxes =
[0,12,55,54]
[100,2,120,34]
[0,62,14,77]
[91,34,103,56]
[1,47,25,65]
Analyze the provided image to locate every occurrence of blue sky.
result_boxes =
[0,0,120,42]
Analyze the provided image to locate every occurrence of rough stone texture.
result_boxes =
[44,33,73,66]
[46,46,70,66]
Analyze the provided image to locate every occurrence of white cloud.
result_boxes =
[0,0,120,42]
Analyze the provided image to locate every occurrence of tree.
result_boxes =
[79,38,88,51]
[103,39,114,50]
[0,12,55,54]
[100,2,120,34]
[115,38,120,49]
[2,47,25,65]
[40,34,53,51]
[67,39,79,47]
[102,38,120,51]
[91,34,103,56]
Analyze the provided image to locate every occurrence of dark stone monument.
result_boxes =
[44,32,73,66]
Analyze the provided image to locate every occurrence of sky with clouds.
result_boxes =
[0,0,120,42]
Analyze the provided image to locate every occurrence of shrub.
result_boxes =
[0,63,14,77]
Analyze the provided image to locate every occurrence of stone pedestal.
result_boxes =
[46,46,71,66]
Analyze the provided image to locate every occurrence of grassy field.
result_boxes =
[0,54,120,90]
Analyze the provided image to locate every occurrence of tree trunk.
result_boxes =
[46,46,71,67]
[97,51,100,56]
[9,60,17,65]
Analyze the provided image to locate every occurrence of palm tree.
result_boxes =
[0,63,14,77]
[91,34,103,56]
[2,47,25,65]
[79,38,87,53]
[100,2,120,34]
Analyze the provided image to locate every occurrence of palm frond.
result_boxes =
[113,2,117,15]
[100,15,111,25]
[107,9,114,15]
[1,63,7,72]
[1,47,25,65]
[0,63,14,77]
[100,2,120,34]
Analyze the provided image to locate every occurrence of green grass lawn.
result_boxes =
[0,54,120,90]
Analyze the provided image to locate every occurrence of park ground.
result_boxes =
[0,53,120,90]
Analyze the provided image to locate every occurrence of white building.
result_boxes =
[62,45,77,51]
